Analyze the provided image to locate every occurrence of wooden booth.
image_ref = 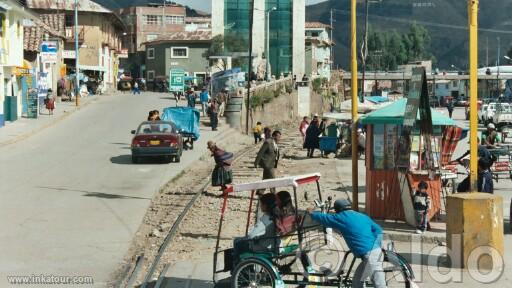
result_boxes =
[360,85,458,225]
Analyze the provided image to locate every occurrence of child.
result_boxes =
[413,181,431,234]
[253,122,263,144]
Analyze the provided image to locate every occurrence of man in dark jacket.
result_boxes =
[478,158,494,193]
[254,130,281,180]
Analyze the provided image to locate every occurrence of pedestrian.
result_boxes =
[413,181,431,234]
[254,130,281,182]
[304,115,321,158]
[447,98,454,118]
[482,123,500,148]
[186,89,196,108]
[44,89,55,115]
[306,198,386,288]
[133,81,140,95]
[253,121,263,144]
[218,90,227,117]
[210,99,219,131]
[200,88,209,116]
[357,128,366,156]
[478,158,494,194]
[208,141,233,189]
[319,117,328,136]
[299,116,309,142]
[263,127,272,140]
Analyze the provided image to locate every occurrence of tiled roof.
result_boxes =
[305,22,331,29]
[144,31,212,45]
[24,14,65,52]
[26,0,111,13]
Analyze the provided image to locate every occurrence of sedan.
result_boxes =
[131,121,183,163]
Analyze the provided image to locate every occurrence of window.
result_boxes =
[147,48,155,59]
[165,15,185,25]
[171,47,188,58]
[147,70,155,81]
[311,32,319,37]
[65,14,74,27]
[146,34,158,42]
[144,15,161,25]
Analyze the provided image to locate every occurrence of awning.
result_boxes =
[360,98,456,126]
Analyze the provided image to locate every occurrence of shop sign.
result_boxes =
[63,50,76,59]
[41,41,58,63]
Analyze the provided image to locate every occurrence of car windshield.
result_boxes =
[496,103,511,113]
[138,123,176,134]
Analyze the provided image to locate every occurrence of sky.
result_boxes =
[173,0,328,13]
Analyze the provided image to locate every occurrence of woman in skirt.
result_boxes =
[207,141,233,189]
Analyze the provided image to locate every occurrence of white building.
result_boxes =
[305,22,332,80]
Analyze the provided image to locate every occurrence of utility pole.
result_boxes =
[497,36,501,96]
[351,0,359,211]
[360,0,369,99]
[245,0,255,135]
[330,9,334,72]
[74,0,80,106]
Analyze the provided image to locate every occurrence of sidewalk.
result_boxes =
[0,96,97,147]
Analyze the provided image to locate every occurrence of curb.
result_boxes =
[0,97,98,147]
[384,231,446,245]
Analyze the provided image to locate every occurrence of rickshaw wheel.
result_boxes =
[231,258,276,288]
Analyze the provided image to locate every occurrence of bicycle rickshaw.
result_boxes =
[213,173,416,287]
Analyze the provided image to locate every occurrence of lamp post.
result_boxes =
[74,0,80,106]
[265,7,276,81]
[497,37,501,97]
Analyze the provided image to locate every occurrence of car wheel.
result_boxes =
[175,154,181,163]
[132,155,139,164]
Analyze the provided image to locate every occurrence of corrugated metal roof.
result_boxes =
[305,21,331,29]
[26,0,111,13]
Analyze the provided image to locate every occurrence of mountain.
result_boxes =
[306,0,512,70]
[92,0,209,16]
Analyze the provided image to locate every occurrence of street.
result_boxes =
[0,92,222,286]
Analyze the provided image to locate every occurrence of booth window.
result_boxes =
[373,124,400,170]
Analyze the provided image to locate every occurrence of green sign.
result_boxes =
[169,68,185,93]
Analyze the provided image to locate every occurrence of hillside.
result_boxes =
[307,0,512,70]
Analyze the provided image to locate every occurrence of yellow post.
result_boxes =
[351,0,359,211]
[468,0,478,191]
[446,0,504,270]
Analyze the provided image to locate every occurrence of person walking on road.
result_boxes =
[218,90,227,117]
[255,130,281,181]
[253,122,263,144]
[299,116,309,143]
[208,141,233,189]
[44,89,55,115]
[304,115,321,158]
[200,88,209,116]
[307,199,386,288]
[186,89,196,108]
[133,81,141,95]
[447,98,454,119]
[210,99,219,131]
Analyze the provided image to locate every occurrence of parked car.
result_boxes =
[476,103,488,122]
[483,102,510,124]
[131,121,183,163]
[494,103,512,128]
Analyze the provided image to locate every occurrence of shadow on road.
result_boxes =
[110,155,170,165]
[399,252,451,268]
[37,186,151,200]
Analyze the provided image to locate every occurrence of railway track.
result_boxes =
[116,124,305,288]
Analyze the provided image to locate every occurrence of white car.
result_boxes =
[494,103,512,128]
[485,103,510,124]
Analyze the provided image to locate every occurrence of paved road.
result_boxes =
[0,92,222,286]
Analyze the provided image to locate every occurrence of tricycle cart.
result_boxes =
[489,146,512,182]
[161,107,200,150]
[213,173,416,287]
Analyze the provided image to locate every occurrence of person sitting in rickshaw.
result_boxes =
[307,199,386,288]
[233,193,280,262]
[275,191,297,235]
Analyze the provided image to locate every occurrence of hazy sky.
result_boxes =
[173,0,328,13]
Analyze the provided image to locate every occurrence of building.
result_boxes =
[144,31,211,89]
[27,0,125,90]
[117,4,186,78]
[0,0,38,126]
[305,22,332,80]
[211,0,305,79]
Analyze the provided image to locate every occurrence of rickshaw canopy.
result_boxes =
[225,173,321,193]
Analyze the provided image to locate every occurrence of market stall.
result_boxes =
[360,91,457,223]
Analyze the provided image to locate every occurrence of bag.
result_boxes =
[212,166,233,186]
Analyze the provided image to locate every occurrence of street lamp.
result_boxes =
[265,7,277,81]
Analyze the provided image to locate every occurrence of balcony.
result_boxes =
[65,26,85,42]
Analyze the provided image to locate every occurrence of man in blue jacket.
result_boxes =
[307,199,386,288]
[199,88,209,116]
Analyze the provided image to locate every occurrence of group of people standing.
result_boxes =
[182,87,228,131]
